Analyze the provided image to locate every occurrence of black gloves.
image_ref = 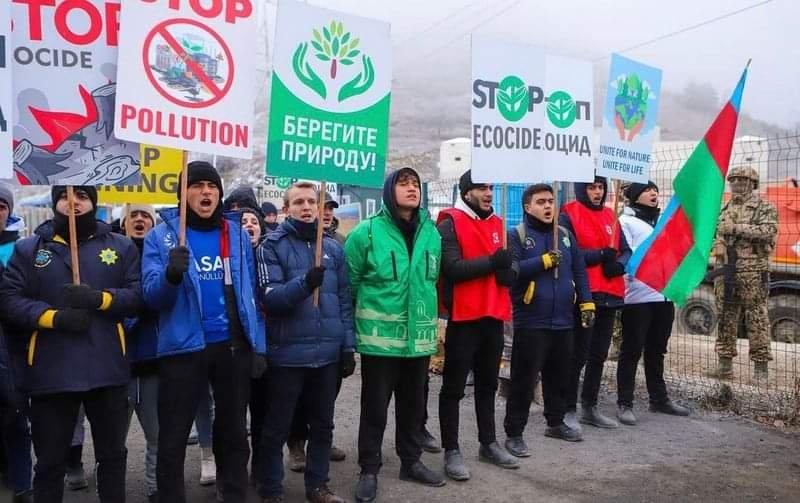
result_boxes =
[251,354,268,379]
[495,268,515,287]
[490,249,513,270]
[305,266,325,290]
[166,246,190,285]
[602,261,626,278]
[62,284,104,309]
[340,351,356,378]
[54,308,92,332]
[599,247,617,263]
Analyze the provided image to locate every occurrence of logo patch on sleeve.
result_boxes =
[34,249,53,268]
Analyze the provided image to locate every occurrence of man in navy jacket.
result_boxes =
[141,161,265,503]
[503,184,595,455]
[0,185,142,502]
[255,181,355,503]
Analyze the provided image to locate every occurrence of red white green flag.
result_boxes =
[627,64,749,306]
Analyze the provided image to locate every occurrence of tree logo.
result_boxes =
[292,21,374,102]
[496,75,529,122]
[546,90,576,128]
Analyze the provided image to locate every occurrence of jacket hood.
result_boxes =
[574,176,608,210]
[382,167,421,224]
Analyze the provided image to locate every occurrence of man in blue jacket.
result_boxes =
[141,161,265,503]
[503,184,595,456]
[0,185,142,502]
[255,181,355,503]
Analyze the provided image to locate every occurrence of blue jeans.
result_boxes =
[128,374,159,496]
[258,363,338,498]
[3,407,32,492]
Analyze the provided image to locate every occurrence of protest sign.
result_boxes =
[0,2,11,178]
[115,0,257,159]
[266,0,391,187]
[98,144,181,204]
[11,0,140,185]
[471,35,594,183]
[597,53,662,183]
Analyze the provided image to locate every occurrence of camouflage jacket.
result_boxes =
[713,193,778,272]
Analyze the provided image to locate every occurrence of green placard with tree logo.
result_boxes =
[266,1,391,188]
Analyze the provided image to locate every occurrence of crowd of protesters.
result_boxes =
[0,163,689,503]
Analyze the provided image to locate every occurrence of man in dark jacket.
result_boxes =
[559,176,631,431]
[121,204,160,503]
[437,170,519,481]
[256,181,355,503]
[321,193,346,245]
[0,185,33,502]
[141,161,265,503]
[503,184,595,456]
[261,202,280,231]
[0,185,142,502]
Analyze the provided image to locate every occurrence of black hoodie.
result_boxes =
[382,167,420,255]
[574,176,608,210]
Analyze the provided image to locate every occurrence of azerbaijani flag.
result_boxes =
[626,64,749,306]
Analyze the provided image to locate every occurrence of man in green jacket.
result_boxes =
[345,167,445,503]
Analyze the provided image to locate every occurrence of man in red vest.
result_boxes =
[559,176,631,431]
[437,170,519,481]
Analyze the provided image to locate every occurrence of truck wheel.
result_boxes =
[678,284,717,335]
[768,294,800,343]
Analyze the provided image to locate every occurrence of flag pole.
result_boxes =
[313,181,327,306]
[66,186,81,285]
[178,150,189,246]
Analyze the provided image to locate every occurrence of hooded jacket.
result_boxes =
[560,178,631,308]
[0,220,142,395]
[257,219,355,367]
[141,207,266,357]
[344,169,441,358]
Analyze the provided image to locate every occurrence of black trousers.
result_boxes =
[358,354,430,474]
[30,385,128,503]
[257,363,339,497]
[157,343,251,503]
[249,373,268,477]
[439,317,504,451]
[565,306,618,410]
[617,301,675,407]
[287,374,343,445]
[504,328,573,433]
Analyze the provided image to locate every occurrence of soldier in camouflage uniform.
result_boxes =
[713,165,778,379]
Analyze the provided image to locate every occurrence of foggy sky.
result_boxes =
[298,0,799,129]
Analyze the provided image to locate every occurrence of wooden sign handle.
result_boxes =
[553,181,559,280]
[66,186,81,285]
[609,180,623,247]
[178,150,189,247]
[502,183,508,249]
[312,181,326,307]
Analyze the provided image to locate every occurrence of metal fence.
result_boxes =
[426,133,800,423]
